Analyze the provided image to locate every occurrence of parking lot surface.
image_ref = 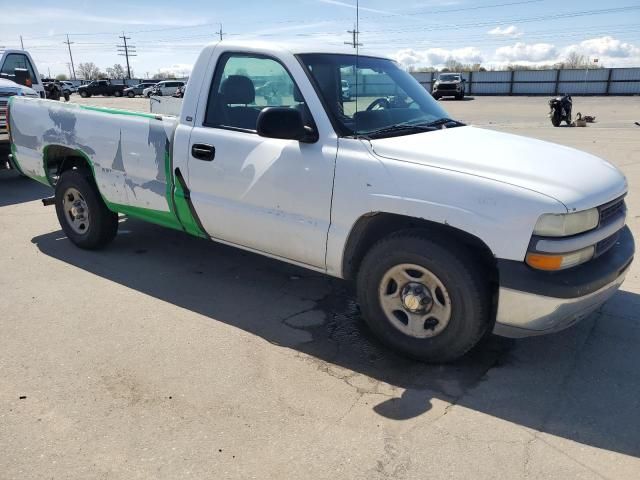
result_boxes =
[1,96,639,479]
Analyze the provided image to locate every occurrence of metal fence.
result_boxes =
[410,67,640,96]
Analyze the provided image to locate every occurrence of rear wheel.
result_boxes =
[114,90,123,97]
[55,170,118,249]
[357,231,491,363]
[127,91,135,98]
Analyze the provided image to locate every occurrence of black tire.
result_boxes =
[55,169,118,250]
[114,90,123,97]
[127,91,135,98]
[551,111,561,127]
[79,90,89,98]
[356,231,491,363]
[455,93,464,100]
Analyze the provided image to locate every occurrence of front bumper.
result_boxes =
[494,226,634,338]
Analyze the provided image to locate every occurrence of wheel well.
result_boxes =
[342,213,497,283]
[43,145,93,186]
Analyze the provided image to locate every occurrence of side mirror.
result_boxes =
[257,107,317,143]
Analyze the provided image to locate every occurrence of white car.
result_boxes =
[61,81,76,94]
[8,41,634,362]
[144,80,185,97]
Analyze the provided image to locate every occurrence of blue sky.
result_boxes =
[1,0,639,77]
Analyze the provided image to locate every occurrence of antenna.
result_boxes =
[216,23,225,41]
[63,34,76,80]
[118,32,137,80]
[20,36,24,50]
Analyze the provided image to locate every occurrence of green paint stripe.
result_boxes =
[172,177,208,238]
[106,203,185,231]
[79,105,161,120]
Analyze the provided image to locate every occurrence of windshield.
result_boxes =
[439,74,460,82]
[298,54,450,137]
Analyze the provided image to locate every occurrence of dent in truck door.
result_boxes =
[186,53,337,269]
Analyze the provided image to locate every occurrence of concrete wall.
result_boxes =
[410,68,640,96]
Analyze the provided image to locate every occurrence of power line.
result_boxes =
[63,34,76,80]
[117,32,136,79]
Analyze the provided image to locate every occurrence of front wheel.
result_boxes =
[55,169,118,249]
[114,90,123,97]
[357,232,491,363]
[79,90,89,98]
[127,91,135,98]
[551,111,561,127]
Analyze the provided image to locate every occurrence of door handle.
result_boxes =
[191,143,215,161]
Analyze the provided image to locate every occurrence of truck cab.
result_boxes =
[0,50,43,167]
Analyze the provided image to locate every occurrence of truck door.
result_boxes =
[186,52,337,269]
[100,80,110,95]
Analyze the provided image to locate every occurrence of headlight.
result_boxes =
[526,246,595,271]
[533,208,599,237]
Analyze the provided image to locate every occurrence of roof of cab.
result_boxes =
[205,40,391,59]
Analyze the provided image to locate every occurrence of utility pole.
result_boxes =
[67,63,73,79]
[63,34,76,80]
[117,32,137,80]
[216,23,225,41]
[344,1,362,48]
[20,36,24,50]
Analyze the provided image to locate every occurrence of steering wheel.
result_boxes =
[366,97,391,111]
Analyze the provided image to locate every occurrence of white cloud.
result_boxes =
[487,25,522,38]
[494,42,557,62]
[158,63,193,76]
[565,36,640,60]
[393,47,483,68]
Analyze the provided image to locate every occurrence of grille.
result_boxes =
[599,197,625,225]
[0,98,8,130]
[595,231,620,258]
[437,84,457,91]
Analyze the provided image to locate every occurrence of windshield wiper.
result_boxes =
[421,118,466,128]
[358,123,436,140]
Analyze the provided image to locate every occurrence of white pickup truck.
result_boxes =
[1,49,43,167]
[7,41,634,362]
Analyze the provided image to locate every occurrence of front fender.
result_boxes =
[325,138,566,277]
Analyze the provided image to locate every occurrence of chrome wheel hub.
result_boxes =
[379,263,452,339]
[63,187,90,235]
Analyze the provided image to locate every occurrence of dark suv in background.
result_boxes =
[77,79,126,98]
[432,73,466,100]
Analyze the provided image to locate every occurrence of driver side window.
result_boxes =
[204,53,310,132]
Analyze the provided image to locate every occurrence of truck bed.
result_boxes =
[9,97,181,219]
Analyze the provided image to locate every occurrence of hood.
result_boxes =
[0,78,37,95]
[369,126,627,211]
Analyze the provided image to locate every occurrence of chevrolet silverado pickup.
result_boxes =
[7,41,634,362]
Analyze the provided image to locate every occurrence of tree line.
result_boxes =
[408,52,604,73]
[54,63,185,81]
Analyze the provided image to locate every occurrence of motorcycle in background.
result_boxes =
[548,94,572,127]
